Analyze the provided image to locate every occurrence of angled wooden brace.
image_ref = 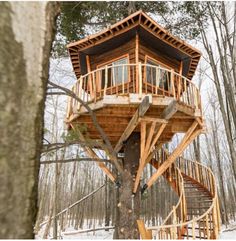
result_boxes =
[133,121,167,193]
[70,124,116,183]
[143,120,201,191]
[114,96,151,153]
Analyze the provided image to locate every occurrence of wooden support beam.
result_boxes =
[161,100,195,120]
[140,121,146,162]
[133,122,167,193]
[137,219,152,239]
[70,124,116,183]
[161,100,178,120]
[144,121,200,190]
[135,32,139,93]
[139,116,168,124]
[149,123,167,154]
[114,96,151,153]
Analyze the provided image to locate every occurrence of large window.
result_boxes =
[145,57,171,91]
[99,56,129,89]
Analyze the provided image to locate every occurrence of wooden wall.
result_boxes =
[89,37,136,71]
[139,39,181,72]
[87,36,181,74]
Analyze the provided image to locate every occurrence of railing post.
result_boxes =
[66,96,72,119]
[212,200,219,239]
[122,65,125,94]
[171,69,176,98]
[104,65,108,96]
[206,214,210,239]
[77,77,83,109]
[192,218,196,239]
[92,72,96,103]
[138,62,142,98]
[172,206,177,239]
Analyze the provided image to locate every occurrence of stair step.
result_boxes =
[181,234,207,239]
[187,207,210,210]
[185,195,211,198]
[186,220,213,223]
[187,226,213,231]
[184,186,207,189]
[186,200,212,203]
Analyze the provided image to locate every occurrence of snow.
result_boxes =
[36,221,236,240]
[62,227,113,240]
[220,222,236,240]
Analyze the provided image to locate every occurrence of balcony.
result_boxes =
[66,63,202,120]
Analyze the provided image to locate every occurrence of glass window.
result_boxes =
[146,58,170,91]
[112,58,128,85]
[100,57,128,88]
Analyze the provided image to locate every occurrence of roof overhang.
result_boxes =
[68,10,201,80]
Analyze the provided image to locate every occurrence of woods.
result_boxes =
[0,1,236,239]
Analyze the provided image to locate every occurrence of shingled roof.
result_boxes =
[67,10,201,80]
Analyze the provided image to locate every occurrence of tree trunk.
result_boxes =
[115,133,141,239]
[0,2,58,238]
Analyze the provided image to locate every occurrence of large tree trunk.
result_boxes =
[115,133,141,239]
[0,2,58,238]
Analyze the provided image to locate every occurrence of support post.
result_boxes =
[114,96,150,153]
[143,121,201,190]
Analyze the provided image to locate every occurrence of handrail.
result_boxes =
[66,63,202,119]
[161,166,186,226]
[152,149,187,229]
[144,157,221,239]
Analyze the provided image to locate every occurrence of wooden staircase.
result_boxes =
[138,152,221,240]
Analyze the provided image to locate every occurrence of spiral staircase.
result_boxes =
[138,149,221,239]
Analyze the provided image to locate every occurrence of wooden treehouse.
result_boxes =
[65,11,221,239]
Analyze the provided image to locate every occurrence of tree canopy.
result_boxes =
[52,1,215,57]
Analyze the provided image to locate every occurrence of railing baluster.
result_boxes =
[122,65,125,94]
[92,72,96,103]
[139,62,142,98]
[171,70,175,98]
[155,67,158,95]
[104,65,108,96]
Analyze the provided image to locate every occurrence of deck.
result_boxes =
[66,63,202,150]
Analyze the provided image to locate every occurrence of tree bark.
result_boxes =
[115,133,141,239]
[0,2,58,238]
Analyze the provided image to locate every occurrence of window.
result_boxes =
[99,56,129,89]
[146,57,171,91]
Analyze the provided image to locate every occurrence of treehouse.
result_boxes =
[65,11,220,240]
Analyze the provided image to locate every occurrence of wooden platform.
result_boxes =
[67,94,202,151]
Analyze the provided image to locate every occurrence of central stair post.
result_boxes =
[115,132,141,239]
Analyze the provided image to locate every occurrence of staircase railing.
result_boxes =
[139,157,221,239]
[66,63,201,119]
[160,165,187,238]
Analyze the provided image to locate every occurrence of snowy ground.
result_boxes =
[219,222,236,240]
[36,220,236,239]
[62,227,113,240]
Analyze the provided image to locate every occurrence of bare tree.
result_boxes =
[0,2,58,238]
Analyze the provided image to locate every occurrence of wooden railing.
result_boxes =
[139,157,221,239]
[66,63,201,118]
[149,149,187,239]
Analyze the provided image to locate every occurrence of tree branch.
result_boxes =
[40,157,111,165]
[48,81,124,174]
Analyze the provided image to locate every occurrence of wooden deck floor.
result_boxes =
[67,95,202,150]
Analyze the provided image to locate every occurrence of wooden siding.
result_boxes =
[139,39,180,72]
[90,37,136,71]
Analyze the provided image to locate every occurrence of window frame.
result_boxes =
[144,55,173,93]
[96,54,130,91]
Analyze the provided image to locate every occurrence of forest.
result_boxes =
[0,1,236,240]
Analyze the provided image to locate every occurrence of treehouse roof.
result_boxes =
[67,10,201,80]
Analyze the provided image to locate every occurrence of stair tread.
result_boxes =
[181,234,207,239]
